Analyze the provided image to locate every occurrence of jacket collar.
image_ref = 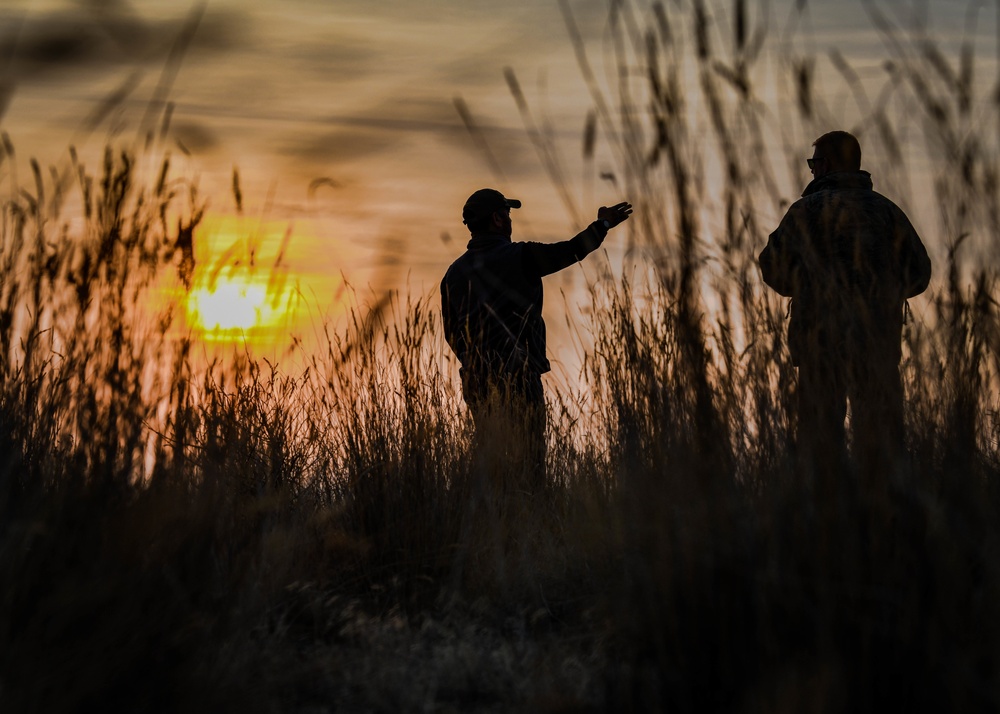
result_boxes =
[467,231,512,250]
[802,170,873,197]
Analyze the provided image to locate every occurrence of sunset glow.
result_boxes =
[187,277,272,336]
[0,0,981,365]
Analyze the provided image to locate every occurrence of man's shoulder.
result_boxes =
[466,240,527,266]
[800,181,901,212]
[774,195,812,227]
[442,252,473,287]
[867,190,909,213]
[830,187,912,223]
[443,241,524,281]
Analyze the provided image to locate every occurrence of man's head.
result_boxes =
[462,188,521,236]
[809,131,862,178]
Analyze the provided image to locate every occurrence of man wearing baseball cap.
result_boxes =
[441,188,632,485]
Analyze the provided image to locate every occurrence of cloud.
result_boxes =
[0,4,247,80]
[288,125,399,164]
[279,35,379,82]
[172,119,219,153]
[280,96,463,163]
[1,15,124,74]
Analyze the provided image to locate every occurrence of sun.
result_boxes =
[187,276,274,336]
[168,213,317,348]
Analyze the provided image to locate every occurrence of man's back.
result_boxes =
[760,132,931,473]
[759,170,931,362]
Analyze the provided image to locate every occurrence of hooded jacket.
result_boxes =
[441,221,608,380]
[758,171,931,364]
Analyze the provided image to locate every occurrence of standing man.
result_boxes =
[759,131,931,474]
[442,188,631,484]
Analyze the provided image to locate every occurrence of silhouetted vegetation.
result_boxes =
[3,1,1000,712]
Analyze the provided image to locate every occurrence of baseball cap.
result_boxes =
[462,188,522,225]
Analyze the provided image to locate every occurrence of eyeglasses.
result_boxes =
[807,156,825,170]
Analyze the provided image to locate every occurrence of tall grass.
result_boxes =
[552,1,1000,711]
[3,1,1000,712]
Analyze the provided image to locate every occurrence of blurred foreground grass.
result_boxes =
[4,1,1000,712]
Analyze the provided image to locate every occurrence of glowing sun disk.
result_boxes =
[189,280,268,332]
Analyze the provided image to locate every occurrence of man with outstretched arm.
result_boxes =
[441,188,632,486]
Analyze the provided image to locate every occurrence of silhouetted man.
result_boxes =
[759,131,931,474]
[442,188,632,484]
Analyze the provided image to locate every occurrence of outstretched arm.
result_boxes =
[525,202,633,277]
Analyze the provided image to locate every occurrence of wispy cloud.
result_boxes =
[0,3,245,80]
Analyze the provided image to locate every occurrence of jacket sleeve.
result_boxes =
[521,222,609,278]
[759,203,806,297]
[893,209,932,299]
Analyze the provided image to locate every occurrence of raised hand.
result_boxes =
[598,202,633,228]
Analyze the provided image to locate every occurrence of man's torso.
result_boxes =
[761,172,930,364]
[441,234,550,378]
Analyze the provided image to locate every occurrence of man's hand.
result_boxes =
[598,202,633,228]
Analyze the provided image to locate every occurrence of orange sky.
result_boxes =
[0,0,995,371]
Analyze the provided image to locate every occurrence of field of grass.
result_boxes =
[3,1,1000,712]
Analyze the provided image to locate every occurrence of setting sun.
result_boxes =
[172,213,311,347]
[188,278,271,334]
